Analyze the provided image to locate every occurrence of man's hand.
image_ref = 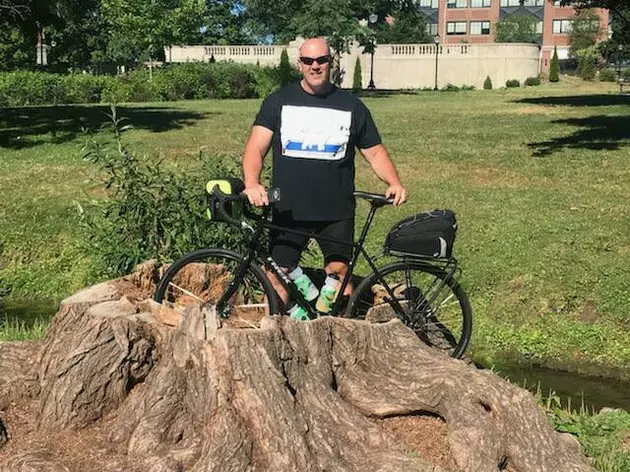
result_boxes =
[385,184,407,206]
[244,184,269,207]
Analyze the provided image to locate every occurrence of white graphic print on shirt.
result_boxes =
[280,105,351,160]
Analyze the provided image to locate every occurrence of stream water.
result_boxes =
[2,300,630,413]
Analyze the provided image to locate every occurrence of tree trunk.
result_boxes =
[0,262,594,472]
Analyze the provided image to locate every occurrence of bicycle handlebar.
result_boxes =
[211,187,393,228]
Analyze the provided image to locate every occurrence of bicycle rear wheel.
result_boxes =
[346,260,472,358]
[154,248,279,326]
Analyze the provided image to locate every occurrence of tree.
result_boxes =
[558,1,630,44]
[352,56,362,90]
[278,48,294,86]
[577,45,597,79]
[483,75,492,90]
[568,9,600,57]
[375,10,429,44]
[549,45,560,82]
[101,0,208,64]
[0,263,597,472]
[494,13,540,43]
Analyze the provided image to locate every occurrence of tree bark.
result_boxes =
[0,263,595,472]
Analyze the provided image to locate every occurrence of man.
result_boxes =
[242,37,406,304]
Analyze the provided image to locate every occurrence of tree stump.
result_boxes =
[0,262,594,471]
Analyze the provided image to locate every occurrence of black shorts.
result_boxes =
[269,213,354,269]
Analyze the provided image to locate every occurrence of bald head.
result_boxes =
[299,38,330,57]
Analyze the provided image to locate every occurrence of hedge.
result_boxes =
[0,62,299,107]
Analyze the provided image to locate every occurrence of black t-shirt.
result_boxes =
[253,82,382,221]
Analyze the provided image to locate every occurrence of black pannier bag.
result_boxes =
[384,209,457,258]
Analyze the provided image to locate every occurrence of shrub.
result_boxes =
[101,69,157,103]
[577,47,597,81]
[505,79,520,88]
[79,106,250,278]
[483,76,493,90]
[549,46,560,82]
[0,61,295,105]
[253,66,281,98]
[524,75,541,86]
[622,68,630,81]
[598,68,617,82]
[63,74,110,103]
[441,83,459,91]
[461,84,475,91]
[352,57,362,91]
[278,48,294,87]
[0,71,66,106]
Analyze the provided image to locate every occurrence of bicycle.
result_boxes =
[154,183,472,358]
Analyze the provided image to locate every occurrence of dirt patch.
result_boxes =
[579,299,600,324]
[379,415,459,471]
[0,401,141,471]
[0,402,459,471]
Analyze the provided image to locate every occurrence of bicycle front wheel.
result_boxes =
[154,249,279,326]
[346,260,472,358]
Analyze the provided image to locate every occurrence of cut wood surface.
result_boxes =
[0,261,595,471]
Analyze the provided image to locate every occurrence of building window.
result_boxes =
[536,20,543,34]
[447,21,467,35]
[522,0,544,6]
[418,0,439,7]
[470,21,491,35]
[426,23,439,35]
[470,0,491,7]
[447,0,467,8]
[500,0,521,6]
[552,19,572,34]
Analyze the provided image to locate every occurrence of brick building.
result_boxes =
[417,0,609,71]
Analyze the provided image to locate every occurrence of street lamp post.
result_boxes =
[433,34,440,91]
[368,13,378,90]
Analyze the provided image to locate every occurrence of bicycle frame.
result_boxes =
[216,195,450,321]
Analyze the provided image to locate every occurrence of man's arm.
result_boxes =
[360,144,407,206]
[242,125,273,206]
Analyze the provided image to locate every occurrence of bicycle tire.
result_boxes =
[154,248,279,324]
[346,260,472,358]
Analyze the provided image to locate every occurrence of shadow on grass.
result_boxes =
[528,115,630,157]
[515,94,630,107]
[0,104,214,149]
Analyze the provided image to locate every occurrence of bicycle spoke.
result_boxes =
[348,260,472,358]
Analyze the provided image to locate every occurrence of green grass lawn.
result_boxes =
[1,77,630,377]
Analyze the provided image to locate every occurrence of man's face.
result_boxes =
[299,41,331,90]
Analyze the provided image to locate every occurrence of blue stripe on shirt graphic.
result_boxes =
[285,142,342,154]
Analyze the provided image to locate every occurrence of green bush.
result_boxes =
[352,57,362,91]
[0,61,293,106]
[549,46,560,82]
[63,74,111,103]
[278,48,295,87]
[101,69,157,103]
[253,66,281,98]
[461,84,475,91]
[622,68,630,81]
[598,68,617,82]
[524,75,541,86]
[442,83,460,91]
[0,71,66,106]
[505,79,520,88]
[577,47,597,81]
[483,76,493,90]
[79,106,250,278]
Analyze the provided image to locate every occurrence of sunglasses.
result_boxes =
[299,55,332,66]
